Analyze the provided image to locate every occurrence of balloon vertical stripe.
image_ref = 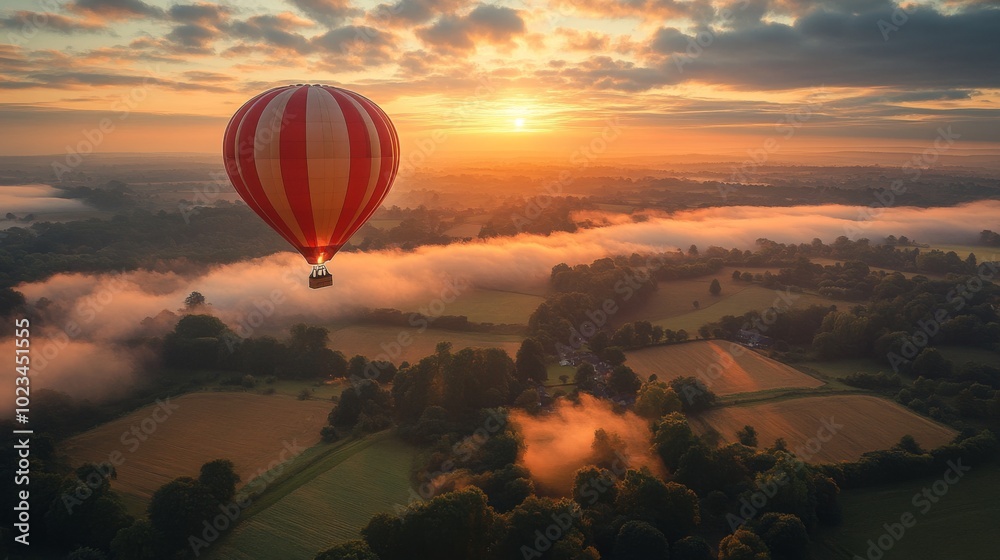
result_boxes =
[223,84,400,265]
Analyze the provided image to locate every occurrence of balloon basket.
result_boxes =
[309,264,333,289]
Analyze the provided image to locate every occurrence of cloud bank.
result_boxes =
[3,201,997,407]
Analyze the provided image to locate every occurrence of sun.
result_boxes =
[514,117,525,129]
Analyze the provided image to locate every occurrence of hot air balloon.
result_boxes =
[223,84,400,288]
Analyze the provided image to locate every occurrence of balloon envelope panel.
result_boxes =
[223,85,400,264]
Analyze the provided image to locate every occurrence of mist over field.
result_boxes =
[512,394,662,492]
[0,184,90,214]
[4,200,996,409]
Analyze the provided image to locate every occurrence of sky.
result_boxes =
[1,0,999,160]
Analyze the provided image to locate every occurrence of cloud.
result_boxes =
[550,0,715,20]
[68,0,164,20]
[368,0,471,27]
[20,70,234,93]
[547,55,670,92]
[227,12,315,54]
[641,2,1000,91]
[4,201,998,405]
[167,2,232,25]
[555,28,610,51]
[311,25,396,65]
[13,201,999,340]
[0,11,107,34]
[416,4,526,53]
[180,70,234,83]
[165,23,219,51]
[286,0,360,26]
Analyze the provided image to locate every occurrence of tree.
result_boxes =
[173,314,227,339]
[894,434,925,455]
[163,314,230,369]
[589,330,610,355]
[286,324,347,379]
[575,362,597,392]
[634,381,682,419]
[443,347,516,417]
[110,520,161,560]
[615,521,669,560]
[669,376,716,412]
[469,464,534,513]
[329,379,392,431]
[238,336,289,377]
[362,488,497,560]
[672,536,714,560]
[747,513,808,560]
[347,355,369,380]
[710,278,722,296]
[289,323,331,353]
[516,338,548,384]
[651,325,664,344]
[590,429,627,470]
[199,459,241,503]
[611,323,636,348]
[602,346,627,367]
[315,540,379,560]
[719,529,771,560]
[495,496,598,560]
[472,426,523,473]
[732,270,742,281]
[184,291,206,309]
[148,477,218,551]
[608,365,641,396]
[736,425,759,447]
[514,387,541,414]
[912,348,952,378]
[615,469,700,541]
[45,463,133,551]
[66,548,108,560]
[572,466,618,508]
[652,412,698,471]
[0,286,26,316]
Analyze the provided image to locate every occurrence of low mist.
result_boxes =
[0,184,89,214]
[2,201,997,409]
[511,394,663,494]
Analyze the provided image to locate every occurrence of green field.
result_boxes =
[423,288,545,325]
[614,267,776,325]
[443,222,483,238]
[925,243,997,262]
[612,267,840,333]
[209,433,419,560]
[545,363,576,386]
[328,324,524,364]
[812,464,1000,559]
[936,346,1000,369]
[810,258,936,278]
[62,393,333,512]
[649,285,838,333]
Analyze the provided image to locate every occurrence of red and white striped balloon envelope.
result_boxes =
[223,84,400,287]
